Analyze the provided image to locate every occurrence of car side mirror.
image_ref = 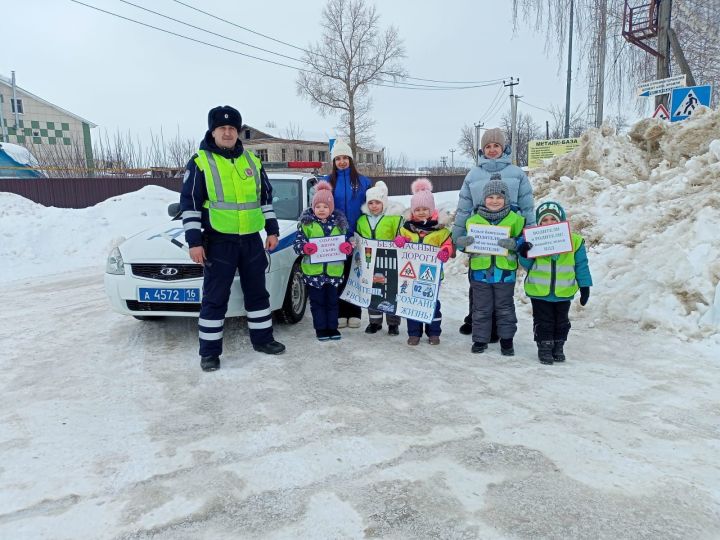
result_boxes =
[167,202,180,217]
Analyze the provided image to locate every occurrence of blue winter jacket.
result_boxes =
[519,239,593,302]
[452,148,535,240]
[332,168,372,236]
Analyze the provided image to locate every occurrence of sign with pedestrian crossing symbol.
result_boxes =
[670,85,712,122]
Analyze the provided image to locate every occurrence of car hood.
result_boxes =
[118,218,298,262]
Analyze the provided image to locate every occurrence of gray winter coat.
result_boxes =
[452,151,535,240]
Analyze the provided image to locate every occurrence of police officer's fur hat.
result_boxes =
[208,105,242,132]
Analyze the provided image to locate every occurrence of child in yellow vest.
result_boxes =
[519,201,592,364]
[394,178,454,345]
[455,179,529,355]
[356,181,404,335]
[294,181,353,341]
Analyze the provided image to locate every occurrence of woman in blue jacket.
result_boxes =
[328,140,372,328]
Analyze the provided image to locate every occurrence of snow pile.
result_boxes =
[0,142,38,167]
[531,106,720,338]
[0,186,179,282]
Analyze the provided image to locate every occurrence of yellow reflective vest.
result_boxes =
[300,221,345,277]
[524,233,584,298]
[356,214,402,241]
[466,211,525,271]
[194,149,265,234]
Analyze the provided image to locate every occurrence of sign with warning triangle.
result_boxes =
[670,85,712,122]
[652,103,670,121]
[399,261,416,279]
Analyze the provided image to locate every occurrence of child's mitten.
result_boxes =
[456,236,475,249]
[303,242,318,255]
[437,248,450,263]
[339,241,353,255]
[393,235,407,248]
[579,287,590,306]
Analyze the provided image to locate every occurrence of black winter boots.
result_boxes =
[552,340,566,362]
[538,340,555,365]
[365,323,382,334]
[253,340,286,355]
[201,355,220,372]
[500,338,514,356]
[471,342,488,353]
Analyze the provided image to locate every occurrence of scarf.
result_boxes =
[475,204,510,223]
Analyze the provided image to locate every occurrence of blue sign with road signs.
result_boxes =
[670,85,712,122]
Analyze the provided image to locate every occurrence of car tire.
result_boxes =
[133,316,165,321]
[278,260,307,324]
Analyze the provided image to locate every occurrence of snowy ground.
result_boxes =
[2,109,720,537]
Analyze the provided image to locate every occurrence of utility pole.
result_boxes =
[448,148,455,170]
[564,0,575,138]
[504,77,519,165]
[473,121,484,165]
[656,0,672,109]
[546,120,550,140]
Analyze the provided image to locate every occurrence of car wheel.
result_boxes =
[133,316,165,321]
[278,260,307,324]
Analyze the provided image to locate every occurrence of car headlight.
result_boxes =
[106,247,125,275]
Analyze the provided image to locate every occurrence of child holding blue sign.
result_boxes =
[294,181,353,341]
[519,201,592,365]
[394,178,454,345]
[455,179,529,356]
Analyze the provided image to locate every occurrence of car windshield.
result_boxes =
[270,178,303,221]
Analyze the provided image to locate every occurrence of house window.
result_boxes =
[244,129,251,139]
[318,150,327,162]
[307,149,314,161]
[295,149,303,160]
[11,98,24,114]
[376,154,382,164]
[256,149,268,161]
[281,148,286,161]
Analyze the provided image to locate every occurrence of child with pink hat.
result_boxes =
[394,178,454,345]
[294,181,353,341]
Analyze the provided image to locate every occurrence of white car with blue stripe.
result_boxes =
[104,173,318,323]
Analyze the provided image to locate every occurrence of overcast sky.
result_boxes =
[3,0,637,167]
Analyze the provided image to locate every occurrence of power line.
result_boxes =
[518,99,553,114]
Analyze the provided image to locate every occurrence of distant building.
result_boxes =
[0,73,96,168]
[240,124,384,173]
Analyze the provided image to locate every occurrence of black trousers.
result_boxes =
[308,283,339,330]
[338,257,362,319]
[530,298,571,342]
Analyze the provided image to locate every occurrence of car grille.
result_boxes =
[130,264,203,281]
[126,300,201,312]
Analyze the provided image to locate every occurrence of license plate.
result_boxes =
[138,288,200,302]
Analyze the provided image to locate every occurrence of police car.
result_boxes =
[104,173,318,323]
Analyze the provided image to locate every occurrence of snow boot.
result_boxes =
[471,342,488,354]
[428,335,440,345]
[553,340,566,362]
[316,329,330,342]
[407,336,421,346]
[388,324,400,336]
[201,355,220,372]
[500,338,515,356]
[538,340,554,365]
[365,323,382,334]
[459,321,472,335]
[253,340,286,355]
[328,329,342,340]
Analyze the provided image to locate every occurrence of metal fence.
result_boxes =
[0,174,466,209]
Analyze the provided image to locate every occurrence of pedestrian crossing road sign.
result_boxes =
[670,85,712,122]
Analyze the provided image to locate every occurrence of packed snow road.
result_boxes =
[1,269,719,539]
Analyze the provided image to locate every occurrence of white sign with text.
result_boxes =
[465,224,510,255]
[523,222,572,258]
[309,234,346,263]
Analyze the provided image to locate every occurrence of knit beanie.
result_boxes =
[365,181,389,210]
[410,178,435,215]
[330,139,353,161]
[208,105,242,132]
[481,128,506,151]
[482,176,509,202]
[536,200,566,223]
[312,181,335,213]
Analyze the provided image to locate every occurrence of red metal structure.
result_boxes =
[622,1,662,57]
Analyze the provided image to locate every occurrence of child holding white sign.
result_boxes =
[356,181,404,336]
[519,201,592,365]
[455,179,530,356]
[294,181,353,341]
[394,178,454,346]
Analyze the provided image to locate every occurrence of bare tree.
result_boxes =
[283,122,305,141]
[458,124,478,163]
[297,0,406,156]
[547,104,587,139]
[500,112,543,167]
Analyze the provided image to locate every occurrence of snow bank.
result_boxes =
[531,107,720,338]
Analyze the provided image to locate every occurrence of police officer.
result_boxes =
[180,105,286,372]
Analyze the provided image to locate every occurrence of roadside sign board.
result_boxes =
[652,103,670,121]
[638,75,686,97]
[527,138,581,169]
[670,85,712,122]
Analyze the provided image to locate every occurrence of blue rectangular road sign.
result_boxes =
[670,85,712,122]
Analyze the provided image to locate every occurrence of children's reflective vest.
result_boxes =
[399,227,450,247]
[300,222,345,277]
[524,233,584,298]
[356,214,402,240]
[194,149,265,234]
[466,212,525,271]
